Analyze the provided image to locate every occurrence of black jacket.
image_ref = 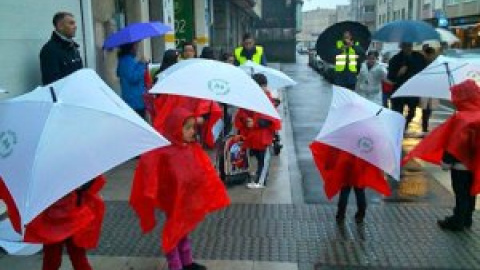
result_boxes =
[40,32,83,85]
[387,51,427,92]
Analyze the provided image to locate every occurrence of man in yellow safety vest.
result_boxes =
[333,31,364,90]
[234,33,267,66]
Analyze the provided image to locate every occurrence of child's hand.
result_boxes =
[246,118,254,128]
[196,117,205,125]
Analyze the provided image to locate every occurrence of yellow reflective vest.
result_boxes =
[234,46,264,65]
[335,40,359,73]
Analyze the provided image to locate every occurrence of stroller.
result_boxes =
[217,135,252,186]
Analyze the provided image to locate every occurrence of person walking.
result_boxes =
[419,46,440,135]
[355,51,387,105]
[130,108,230,270]
[333,31,365,90]
[40,12,83,85]
[116,42,148,118]
[234,33,267,66]
[387,42,427,132]
[403,80,480,231]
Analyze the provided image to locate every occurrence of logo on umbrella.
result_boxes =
[357,136,374,153]
[208,79,230,95]
[466,70,480,84]
[0,130,17,159]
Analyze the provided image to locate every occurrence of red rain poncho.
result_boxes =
[234,90,281,150]
[310,142,391,200]
[152,94,222,148]
[0,176,105,249]
[130,107,230,253]
[403,79,480,195]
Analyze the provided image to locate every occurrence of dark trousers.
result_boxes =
[391,97,419,129]
[451,169,476,226]
[250,149,266,183]
[422,106,432,132]
[337,187,366,216]
[382,92,391,108]
[43,238,92,270]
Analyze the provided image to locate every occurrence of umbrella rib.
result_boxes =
[25,104,55,225]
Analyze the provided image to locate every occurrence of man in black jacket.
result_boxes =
[40,12,83,85]
[387,43,427,131]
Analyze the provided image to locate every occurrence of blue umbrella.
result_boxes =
[372,20,440,43]
[103,21,172,49]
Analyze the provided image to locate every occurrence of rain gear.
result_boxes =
[152,95,222,149]
[234,91,281,150]
[0,176,105,249]
[403,79,480,195]
[130,108,230,253]
[309,142,391,200]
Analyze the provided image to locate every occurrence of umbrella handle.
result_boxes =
[444,63,454,87]
[49,87,57,103]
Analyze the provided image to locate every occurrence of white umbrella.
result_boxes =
[0,220,42,255]
[151,59,280,120]
[436,28,460,45]
[0,69,169,227]
[392,56,480,100]
[314,85,405,180]
[239,61,297,89]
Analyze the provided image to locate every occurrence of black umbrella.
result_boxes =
[315,21,371,64]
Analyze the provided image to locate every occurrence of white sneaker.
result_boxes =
[252,183,265,189]
[246,182,257,189]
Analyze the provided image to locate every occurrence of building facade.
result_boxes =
[351,0,377,30]
[254,0,303,62]
[444,0,480,48]
[376,0,421,28]
[336,5,351,23]
[297,8,336,46]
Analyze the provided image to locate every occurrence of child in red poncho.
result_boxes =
[234,73,282,188]
[153,95,222,149]
[130,108,230,270]
[403,79,480,231]
[309,144,391,224]
[0,176,106,270]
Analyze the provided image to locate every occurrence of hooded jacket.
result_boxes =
[153,95,222,149]
[403,80,480,195]
[309,142,391,199]
[0,176,105,248]
[234,90,281,150]
[130,108,230,253]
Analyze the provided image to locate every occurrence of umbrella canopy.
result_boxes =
[150,59,280,120]
[0,69,169,227]
[313,85,405,180]
[239,61,297,89]
[392,56,480,100]
[436,28,460,45]
[315,21,371,64]
[0,88,7,93]
[103,21,172,49]
[372,20,440,43]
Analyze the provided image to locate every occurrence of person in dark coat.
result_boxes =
[387,42,427,131]
[40,12,83,85]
